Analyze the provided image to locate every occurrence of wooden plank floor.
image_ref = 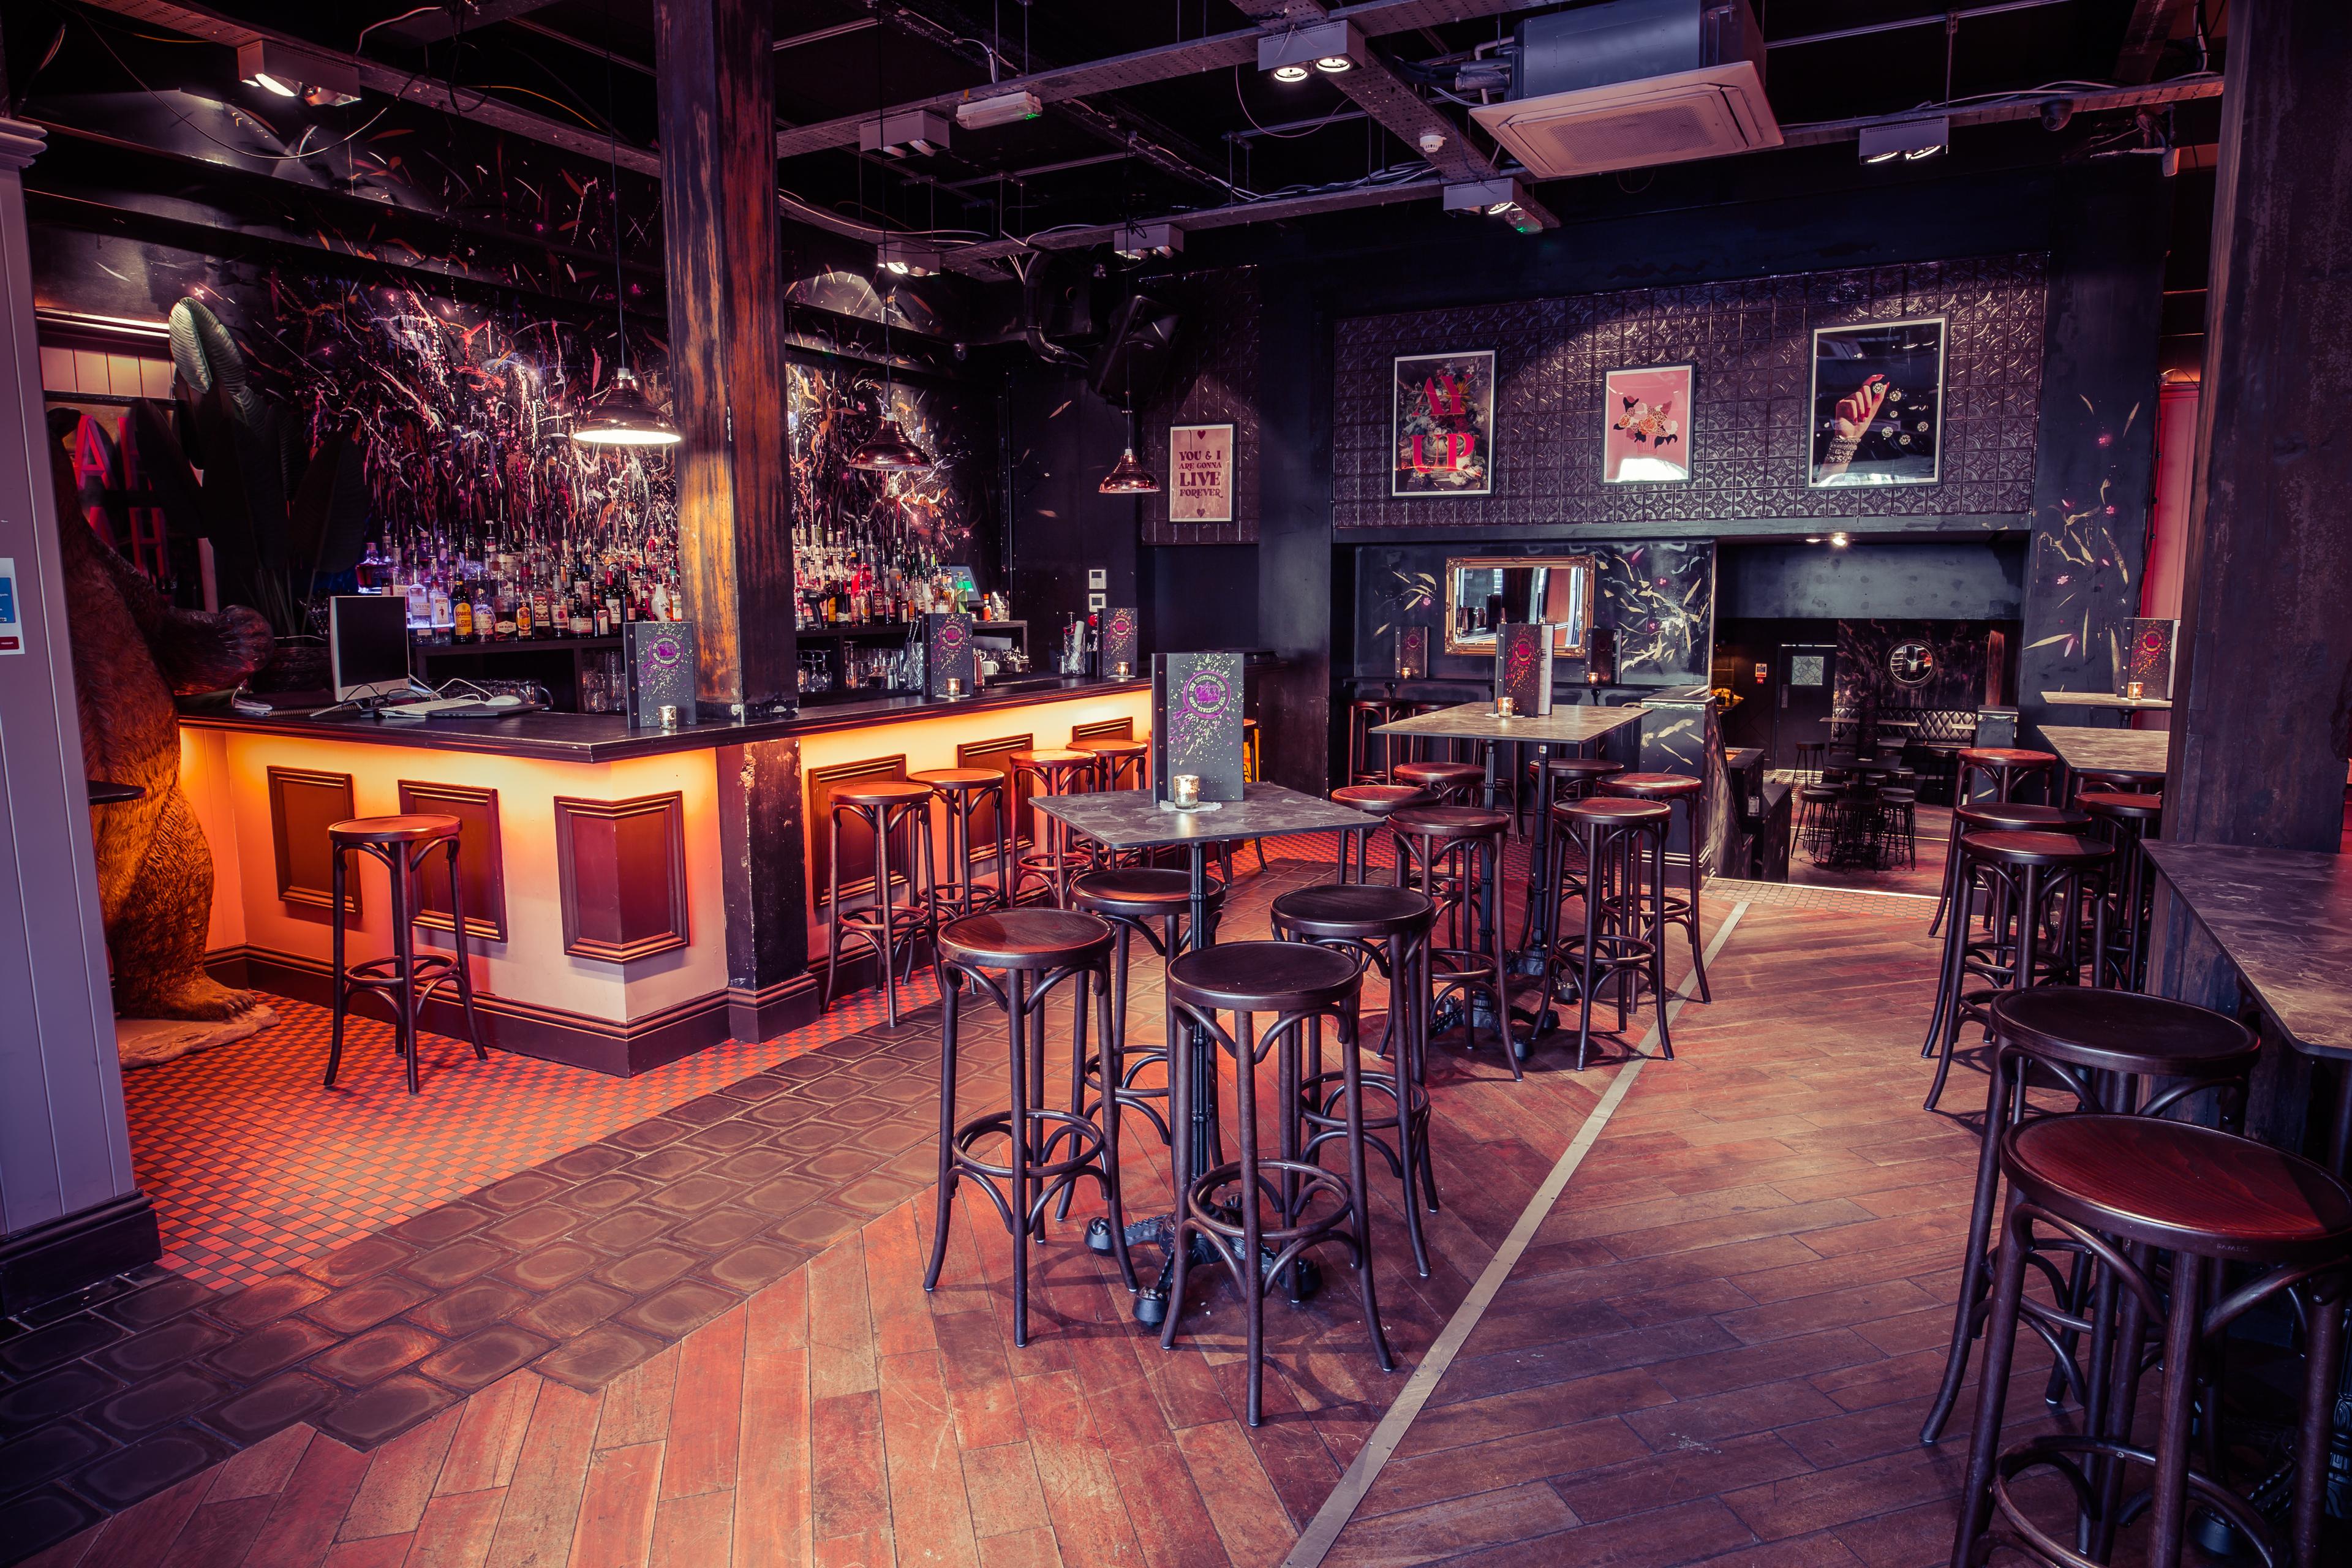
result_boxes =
[31,850,2029,1568]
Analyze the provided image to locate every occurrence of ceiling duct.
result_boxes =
[1471,0,1782,180]
[1088,295,1182,409]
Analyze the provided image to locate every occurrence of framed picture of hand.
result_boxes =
[1807,317,1945,488]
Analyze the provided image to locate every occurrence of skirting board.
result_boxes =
[0,1193,161,1316]
[205,948,834,1077]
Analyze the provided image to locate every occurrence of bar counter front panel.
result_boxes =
[178,679,1152,1076]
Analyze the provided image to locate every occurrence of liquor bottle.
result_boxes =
[427,570,453,646]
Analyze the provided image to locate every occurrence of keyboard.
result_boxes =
[381,695,526,719]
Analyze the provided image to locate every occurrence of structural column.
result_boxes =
[655,0,796,718]
[656,0,810,1035]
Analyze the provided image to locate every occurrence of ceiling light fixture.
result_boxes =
[573,13,676,448]
[1099,435,1161,494]
[1445,178,1544,234]
[1858,115,1950,166]
[875,239,941,277]
[1829,532,1850,548]
[1111,223,1183,262]
[1260,21,1363,81]
[859,108,951,158]
[236,39,359,107]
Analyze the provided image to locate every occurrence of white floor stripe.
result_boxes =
[1279,899,1755,1568]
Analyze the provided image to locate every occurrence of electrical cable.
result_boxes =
[354,6,440,56]
[1229,65,1356,140]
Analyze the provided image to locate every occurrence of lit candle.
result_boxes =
[2125,680,2145,701]
[1172,774,1200,808]
[946,677,963,698]
[1114,660,1133,679]
[658,704,679,729]
[1496,695,1515,719]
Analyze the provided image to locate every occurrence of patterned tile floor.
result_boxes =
[124,975,921,1291]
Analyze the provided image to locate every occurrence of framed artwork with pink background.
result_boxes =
[1602,363,1693,484]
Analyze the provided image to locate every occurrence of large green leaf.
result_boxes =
[167,299,262,426]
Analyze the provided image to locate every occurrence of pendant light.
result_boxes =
[1098,140,1160,496]
[848,23,932,473]
[574,5,677,447]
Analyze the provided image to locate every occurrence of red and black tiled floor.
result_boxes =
[7,834,2283,1567]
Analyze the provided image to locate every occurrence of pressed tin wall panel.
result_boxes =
[1332,255,2048,530]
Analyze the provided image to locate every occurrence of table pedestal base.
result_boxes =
[1085,1213,1321,1327]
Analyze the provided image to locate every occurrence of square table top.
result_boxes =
[1031,782,1375,850]
[1370,701,1646,745]
[2041,690,2174,711]
[2038,724,2169,776]
[2146,841,2352,1060]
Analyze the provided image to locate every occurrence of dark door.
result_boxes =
[1771,643,1838,771]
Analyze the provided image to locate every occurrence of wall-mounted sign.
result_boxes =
[1392,350,1494,497]
[1809,317,1947,488]
[1602,364,1692,483]
[0,556,22,654]
[1168,423,1234,522]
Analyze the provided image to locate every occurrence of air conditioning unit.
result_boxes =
[1470,0,1782,180]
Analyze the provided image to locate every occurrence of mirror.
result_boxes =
[1442,556,1597,657]
[1888,641,1936,687]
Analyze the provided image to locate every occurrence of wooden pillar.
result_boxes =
[2162,0,2352,850]
[655,0,808,1032]
[2151,0,2352,1153]
[655,0,794,718]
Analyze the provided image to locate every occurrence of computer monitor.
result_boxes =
[330,594,416,703]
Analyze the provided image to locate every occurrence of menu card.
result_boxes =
[1152,652,1246,803]
[1101,608,1140,677]
[925,612,975,698]
[1396,625,1429,679]
[1494,622,1554,715]
[625,620,697,727]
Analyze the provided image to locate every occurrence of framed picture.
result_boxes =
[1602,364,1692,483]
[1168,423,1234,523]
[1392,350,1494,497]
[1808,317,1946,488]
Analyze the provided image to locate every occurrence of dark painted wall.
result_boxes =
[1004,368,1138,655]
[1713,617,2019,756]
[1719,539,2026,620]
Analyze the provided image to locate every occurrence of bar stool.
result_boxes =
[2081,790,2162,990]
[1602,772,1711,1004]
[1953,1115,2351,1568]
[1918,800,2093,1072]
[1390,805,1515,1080]
[1930,748,2059,936]
[821,778,938,1029]
[1071,735,1147,792]
[1243,717,1262,783]
[1393,758,1485,805]
[1875,785,1918,868]
[2073,765,2162,799]
[326,814,486,1095]
[924,909,1130,1346]
[1922,829,2114,1112]
[913,768,1011,921]
[1541,796,1675,1071]
[1272,883,1441,1278]
[1920,988,2260,1449]
[1346,698,1404,785]
[1796,783,1839,856]
[1065,869,1225,1159]
[1517,756,1627,944]
[1793,741,1826,783]
[1329,783,1434,883]
[1161,940,1393,1425]
[1008,748,1093,907]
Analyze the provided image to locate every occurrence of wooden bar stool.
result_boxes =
[1328,783,1434,883]
[924,910,1131,1346]
[1923,829,2113,1112]
[1393,758,1485,805]
[1272,883,1442,1279]
[1602,772,1711,1004]
[1243,717,1262,782]
[1920,988,2260,1449]
[1923,800,2091,1027]
[1346,698,1404,785]
[1390,805,1515,1080]
[1071,735,1148,793]
[1931,748,2060,935]
[821,778,937,1028]
[1065,869,1225,1164]
[1008,748,1094,907]
[1541,796,1674,1071]
[1518,756,1626,949]
[2073,765,2162,799]
[913,769,1011,921]
[1161,940,1393,1425]
[1793,741,1826,783]
[2081,790,2162,990]
[326,814,486,1095]
[1954,1115,2351,1568]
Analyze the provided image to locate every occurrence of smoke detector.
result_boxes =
[1417,130,1447,156]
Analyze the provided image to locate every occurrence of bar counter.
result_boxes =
[178,676,1155,1076]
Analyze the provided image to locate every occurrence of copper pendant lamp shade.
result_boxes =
[848,415,933,472]
[571,367,680,447]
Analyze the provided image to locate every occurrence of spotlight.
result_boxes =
[875,240,941,277]
[1111,224,1183,262]
[1486,200,1517,216]
[1858,116,1949,166]
[859,108,951,158]
[236,39,360,107]
[1259,21,1363,80]
[1829,532,1850,548]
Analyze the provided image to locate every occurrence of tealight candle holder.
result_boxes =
[946,677,963,698]
[1495,696,1515,719]
[658,704,679,730]
[1171,774,1200,808]
[1114,660,1133,679]
[2125,680,2146,700]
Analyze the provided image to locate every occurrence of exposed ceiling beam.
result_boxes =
[1772,75,2222,148]
[1224,0,1557,228]
[376,0,564,48]
[2114,0,2200,83]
[773,0,1539,160]
[78,0,663,175]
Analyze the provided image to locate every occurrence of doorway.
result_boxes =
[1771,642,1836,771]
